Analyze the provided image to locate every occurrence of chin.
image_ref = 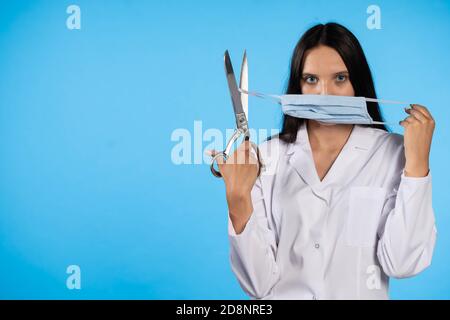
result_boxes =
[315,120,338,127]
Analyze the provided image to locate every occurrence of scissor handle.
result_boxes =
[210,129,242,178]
[210,152,227,178]
[224,129,245,156]
[210,130,264,179]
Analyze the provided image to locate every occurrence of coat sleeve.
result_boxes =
[377,151,437,279]
[227,176,281,299]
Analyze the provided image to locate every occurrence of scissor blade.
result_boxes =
[239,50,248,120]
[224,50,245,121]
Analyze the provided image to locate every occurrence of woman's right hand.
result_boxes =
[209,139,260,233]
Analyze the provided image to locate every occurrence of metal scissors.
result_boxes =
[210,50,263,178]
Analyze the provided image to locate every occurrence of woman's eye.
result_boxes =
[305,76,317,84]
[336,74,347,82]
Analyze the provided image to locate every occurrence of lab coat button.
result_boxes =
[314,243,320,249]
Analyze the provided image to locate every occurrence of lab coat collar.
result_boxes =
[286,122,375,202]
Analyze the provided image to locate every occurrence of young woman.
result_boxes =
[212,22,436,299]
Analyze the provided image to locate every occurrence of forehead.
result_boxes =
[302,45,348,74]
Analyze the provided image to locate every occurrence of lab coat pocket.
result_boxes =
[345,186,388,247]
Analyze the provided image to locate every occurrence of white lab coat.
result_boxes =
[227,122,437,300]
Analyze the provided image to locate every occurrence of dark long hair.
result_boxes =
[277,22,387,144]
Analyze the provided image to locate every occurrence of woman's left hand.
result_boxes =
[399,104,435,177]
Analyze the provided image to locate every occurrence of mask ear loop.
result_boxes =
[365,97,409,104]
[239,88,282,104]
[364,97,411,126]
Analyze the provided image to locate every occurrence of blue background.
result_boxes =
[0,0,449,299]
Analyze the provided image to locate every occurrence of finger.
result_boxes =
[240,138,251,151]
[245,141,260,165]
[214,152,226,165]
[246,150,258,165]
[235,140,251,164]
[228,148,240,164]
[399,116,414,127]
[405,107,427,123]
[248,142,260,162]
[241,142,251,164]
[410,104,433,120]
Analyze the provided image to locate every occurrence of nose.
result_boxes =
[318,80,328,95]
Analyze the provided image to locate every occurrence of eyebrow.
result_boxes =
[302,71,349,77]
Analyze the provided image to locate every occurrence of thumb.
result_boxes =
[208,150,225,165]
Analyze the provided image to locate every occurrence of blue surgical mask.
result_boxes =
[240,89,407,125]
